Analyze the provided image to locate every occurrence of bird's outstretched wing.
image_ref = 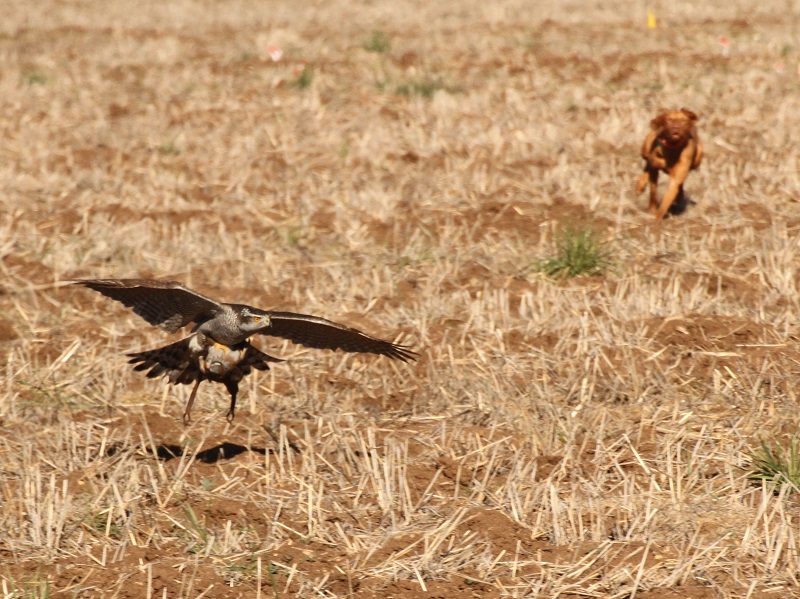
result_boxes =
[261,312,417,362]
[74,278,222,333]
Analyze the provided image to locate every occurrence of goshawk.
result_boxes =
[75,278,416,422]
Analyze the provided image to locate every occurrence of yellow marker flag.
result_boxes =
[647,11,657,29]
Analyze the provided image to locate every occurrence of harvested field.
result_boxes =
[3,0,800,597]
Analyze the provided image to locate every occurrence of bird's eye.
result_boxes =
[253,316,261,322]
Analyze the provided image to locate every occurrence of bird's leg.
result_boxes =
[223,380,239,422]
[183,378,202,425]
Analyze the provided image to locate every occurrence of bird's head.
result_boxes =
[235,305,271,332]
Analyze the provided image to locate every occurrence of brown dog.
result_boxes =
[636,108,703,220]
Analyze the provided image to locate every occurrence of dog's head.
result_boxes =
[651,108,699,148]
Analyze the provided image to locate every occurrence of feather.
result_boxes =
[74,279,221,333]
[261,312,417,362]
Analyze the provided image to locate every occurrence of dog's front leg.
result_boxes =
[646,168,660,214]
[655,164,690,220]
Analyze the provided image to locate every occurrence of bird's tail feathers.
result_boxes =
[127,338,282,384]
[127,337,199,385]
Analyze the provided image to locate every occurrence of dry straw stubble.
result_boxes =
[2,0,800,597]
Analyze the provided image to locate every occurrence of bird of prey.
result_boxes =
[74,278,416,423]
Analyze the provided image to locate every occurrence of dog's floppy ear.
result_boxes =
[650,113,668,130]
[680,108,699,121]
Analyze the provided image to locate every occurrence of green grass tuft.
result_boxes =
[157,142,181,156]
[748,436,800,493]
[293,66,314,89]
[537,226,614,279]
[364,31,391,54]
[395,79,437,98]
[23,71,47,85]
[376,76,456,98]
